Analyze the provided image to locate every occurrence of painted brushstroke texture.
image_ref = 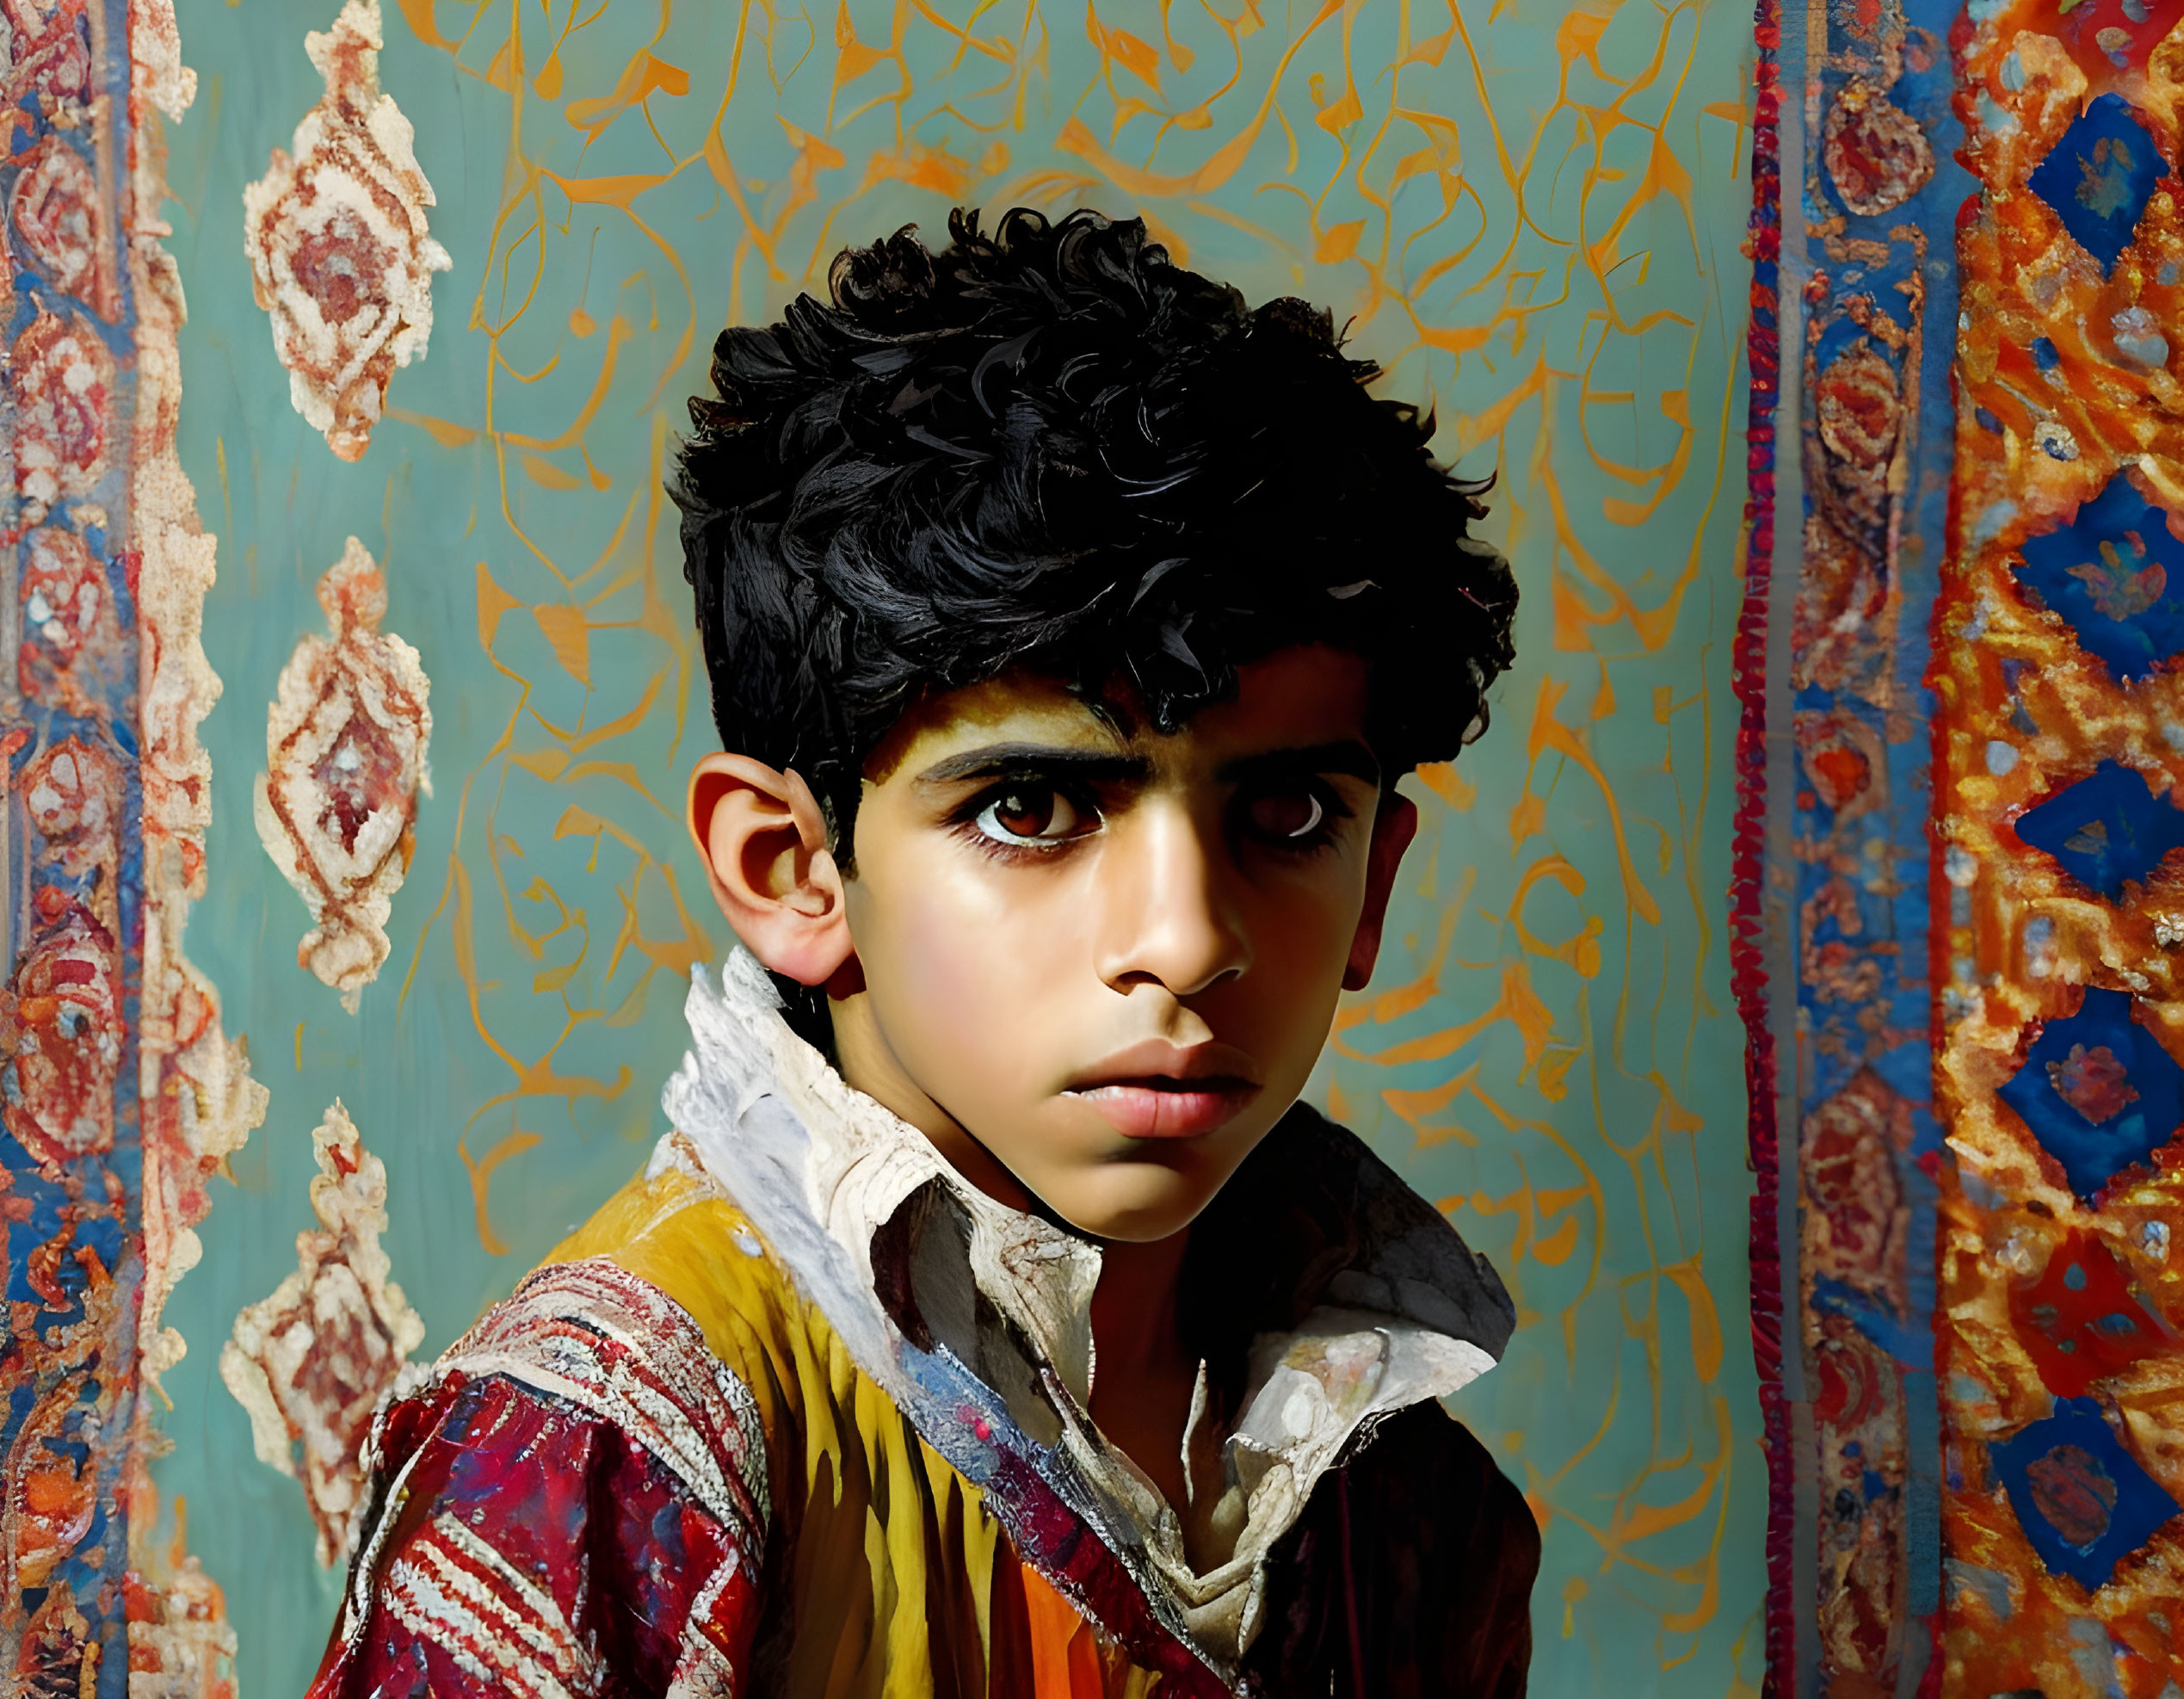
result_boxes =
[254,538,432,1012]
[0,0,265,1688]
[1768,2,1967,1690]
[243,0,450,462]
[1934,4,2184,1694]
[220,1100,423,1568]
[151,2,1761,1691]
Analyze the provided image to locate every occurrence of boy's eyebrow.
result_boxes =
[914,738,1382,789]
[1216,739,1382,788]
[913,742,1153,786]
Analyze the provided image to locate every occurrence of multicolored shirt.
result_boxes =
[307,953,1539,1696]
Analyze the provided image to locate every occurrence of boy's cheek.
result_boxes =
[854,856,1070,1090]
[880,855,1076,1013]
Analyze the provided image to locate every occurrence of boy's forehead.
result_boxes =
[861,646,1375,786]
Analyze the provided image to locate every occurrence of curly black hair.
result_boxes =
[673,207,1517,846]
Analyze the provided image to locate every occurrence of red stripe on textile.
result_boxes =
[1730,3,1791,1693]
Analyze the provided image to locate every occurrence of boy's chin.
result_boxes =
[1032,1164,1227,1245]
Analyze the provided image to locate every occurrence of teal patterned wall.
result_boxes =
[151,1,1766,1690]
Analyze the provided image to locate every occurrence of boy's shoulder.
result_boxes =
[415,1239,772,1520]
[356,1139,820,1523]
[335,1145,798,1581]
[521,1134,852,1436]
[312,1162,784,1693]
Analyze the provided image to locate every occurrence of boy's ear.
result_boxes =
[1343,792,1420,992]
[688,753,855,989]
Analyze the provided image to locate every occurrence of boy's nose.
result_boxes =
[1091,806,1251,999]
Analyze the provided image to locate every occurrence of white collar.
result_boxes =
[658,951,1511,1675]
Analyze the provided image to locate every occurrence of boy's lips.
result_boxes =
[1064,1040,1262,1140]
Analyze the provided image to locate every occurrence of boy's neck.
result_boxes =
[1089,1228,1193,1390]
[1089,1228,1206,1521]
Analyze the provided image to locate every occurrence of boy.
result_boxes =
[309,208,1535,1697]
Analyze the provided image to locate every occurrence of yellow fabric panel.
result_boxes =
[540,1165,1172,1699]
[922,1436,1003,1662]
[789,1446,883,1696]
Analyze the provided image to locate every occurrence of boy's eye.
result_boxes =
[973,787,1095,848]
[1245,789,1326,841]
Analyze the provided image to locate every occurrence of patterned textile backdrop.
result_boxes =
[1754,0,2184,1695]
[0,0,1766,1691]
[1745,0,1965,1691]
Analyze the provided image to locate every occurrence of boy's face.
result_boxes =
[830,644,1413,1243]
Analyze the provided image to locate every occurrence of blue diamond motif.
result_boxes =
[2014,759,2184,899]
[2015,473,2184,681]
[1999,986,2184,1200]
[2028,92,2164,273]
[1990,1398,2181,1591]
